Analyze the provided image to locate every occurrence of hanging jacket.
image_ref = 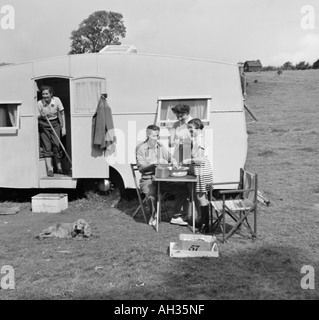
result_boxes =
[92,95,117,151]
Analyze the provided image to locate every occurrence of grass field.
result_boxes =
[0,70,318,300]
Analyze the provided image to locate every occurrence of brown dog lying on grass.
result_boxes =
[35,219,91,240]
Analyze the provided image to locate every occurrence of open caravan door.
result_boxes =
[70,77,109,178]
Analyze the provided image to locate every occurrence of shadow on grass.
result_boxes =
[24,244,318,300]
[132,246,315,300]
[158,244,319,300]
[0,188,83,203]
[117,194,177,226]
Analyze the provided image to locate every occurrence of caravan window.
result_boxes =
[0,102,21,134]
[72,77,106,114]
[157,96,211,126]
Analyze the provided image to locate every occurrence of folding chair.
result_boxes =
[130,163,148,223]
[130,164,170,224]
[209,168,258,242]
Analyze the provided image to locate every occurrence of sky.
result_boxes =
[0,0,318,66]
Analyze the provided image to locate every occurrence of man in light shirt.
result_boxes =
[136,124,189,227]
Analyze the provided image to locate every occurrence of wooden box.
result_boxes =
[32,193,68,213]
[179,234,216,252]
[169,242,219,258]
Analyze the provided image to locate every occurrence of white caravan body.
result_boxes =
[0,50,247,190]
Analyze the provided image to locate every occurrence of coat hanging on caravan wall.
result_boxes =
[92,94,117,153]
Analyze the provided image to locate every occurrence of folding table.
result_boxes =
[153,175,197,233]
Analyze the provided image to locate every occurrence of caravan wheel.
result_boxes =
[75,168,124,204]
[109,167,125,197]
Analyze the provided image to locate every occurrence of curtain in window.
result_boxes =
[0,104,17,127]
[160,101,176,121]
[8,105,17,126]
[160,100,208,121]
[0,106,6,127]
[190,100,207,119]
[74,79,103,113]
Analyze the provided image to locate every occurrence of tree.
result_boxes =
[282,61,294,70]
[69,11,126,54]
[260,65,277,71]
[295,61,310,70]
[313,59,319,69]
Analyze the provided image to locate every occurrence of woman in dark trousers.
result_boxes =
[38,85,66,177]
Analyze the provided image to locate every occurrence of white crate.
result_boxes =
[32,193,68,213]
[169,242,219,258]
[179,234,216,252]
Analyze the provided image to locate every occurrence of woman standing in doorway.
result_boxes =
[38,85,66,177]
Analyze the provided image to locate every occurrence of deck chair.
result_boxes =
[209,168,258,242]
[130,163,169,224]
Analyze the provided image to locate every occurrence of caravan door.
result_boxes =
[70,77,108,178]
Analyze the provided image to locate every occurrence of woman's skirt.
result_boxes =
[190,157,213,193]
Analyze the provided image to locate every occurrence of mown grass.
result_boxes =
[1,70,319,300]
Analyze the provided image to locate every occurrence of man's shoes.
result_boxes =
[47,170,54,177]
[170,217,188,226]
[57,169,63,174]
[199,224,209,234]
[149,215,157,227]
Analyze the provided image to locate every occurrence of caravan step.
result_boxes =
[41,173,73,180]
[39,176,77,189]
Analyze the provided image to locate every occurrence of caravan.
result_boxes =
[0,46,247,193]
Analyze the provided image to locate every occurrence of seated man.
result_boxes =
[136,124,189,227]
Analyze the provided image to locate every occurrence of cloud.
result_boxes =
[270,33,319,65]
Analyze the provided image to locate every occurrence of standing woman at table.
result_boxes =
[169,104,192,164]
[38,85,66,177]
[182,118,213,234]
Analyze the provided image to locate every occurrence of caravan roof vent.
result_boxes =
[99,45,137,54]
